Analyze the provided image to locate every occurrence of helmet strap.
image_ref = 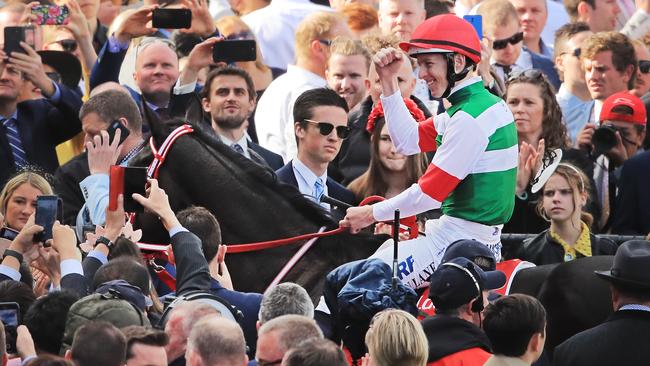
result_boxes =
[442,53,474,99]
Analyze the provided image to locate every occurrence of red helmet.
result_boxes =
[399,14,482,64]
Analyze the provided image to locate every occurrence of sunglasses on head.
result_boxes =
[507,68,545,83]
[55,39,77,52]
[493,32,524,50]
[304,119,351,139]
[639,60,650,74]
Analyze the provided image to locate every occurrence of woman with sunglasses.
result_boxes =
[347,100,428,202]
[503,69,601,237]
[341,14,518,290]
[516,163,616,265]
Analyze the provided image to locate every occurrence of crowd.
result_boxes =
[1,0,650,364]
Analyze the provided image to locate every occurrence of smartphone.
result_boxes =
[0,302,20,354]
[212,40,257,63]
[3,26,35,55]
[109,166,147,212]
[0,227,19,241]
[463,15,483,41]
[152,8,192,29]
[31,5,70,25]
[34,195,62,243]
[107,120,130,146]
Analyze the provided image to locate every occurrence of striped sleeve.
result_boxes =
[418,112,490,202]
[372,183,442,221]
[380,91,438,155]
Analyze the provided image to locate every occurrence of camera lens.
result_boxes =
[592,125,618,154]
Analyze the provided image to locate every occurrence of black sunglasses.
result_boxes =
[304,119,351,139]
[493,32,524,50]
[639,60,650,74]
[572,48,581,58]
[55,39,77,53]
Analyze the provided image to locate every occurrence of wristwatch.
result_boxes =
[94,236,114,249]
[2,249,23,263]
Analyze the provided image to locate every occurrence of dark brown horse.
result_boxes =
[130,107,386,299]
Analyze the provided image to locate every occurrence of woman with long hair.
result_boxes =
[348,99,428,201]
[502,70,599,237]
[517,163,616,265]
[0,171,53,231]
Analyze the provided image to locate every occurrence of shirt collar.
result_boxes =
[293,158,327,188]
[448,76,483,97]
[219,134,248,150]
[619,304,650,312]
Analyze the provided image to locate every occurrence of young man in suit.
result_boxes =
[201,67,283,170]
[554,240,650,366]
[0,44,83,186]
[276,88,356,213]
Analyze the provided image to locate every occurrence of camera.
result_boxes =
[592,124,622,155]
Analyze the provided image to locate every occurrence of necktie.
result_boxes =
[2,118,28,168]
[313,178,324,201]
[231,143,244,155]
[498,64,512,80]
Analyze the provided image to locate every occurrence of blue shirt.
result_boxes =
[556,84,595,144]
[292,158,329,209]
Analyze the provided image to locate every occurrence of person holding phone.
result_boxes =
[0,41,84,187]
[52,90,144,236]
[88,0,217,120]
[0,172,53,233]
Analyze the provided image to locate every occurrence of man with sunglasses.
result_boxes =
[340,14,518,290]
[477,0,560,91]
[276,88,356,214]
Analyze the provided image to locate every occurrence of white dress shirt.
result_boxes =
[292,158,330,209]
[218,134,251,159]
[254,65,327,162]
[491,49,533,83]
[242,0,333,70]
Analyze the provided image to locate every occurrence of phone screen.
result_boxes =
[0,227,19,241]
[152,8,192,29]
[212,40,257,63]
[0,303,20,355]
[123,167,147,212]
[35,195,60,242]
[107,120,130,146]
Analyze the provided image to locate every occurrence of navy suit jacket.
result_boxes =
[275,161,356,208]
[612,150,650,235]
[0,84,83,186]
[249,142,284,170]
[527,48,561,91]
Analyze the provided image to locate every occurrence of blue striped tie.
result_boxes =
[2,118,28,168]
[313,178,325,201]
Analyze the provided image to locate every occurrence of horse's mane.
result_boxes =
[133,116,335,227]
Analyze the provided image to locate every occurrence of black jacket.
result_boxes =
[517,229,617,265]
[421,315,492,363]
[554,310,650,366]
[332,95,433,185]
[612,150,650,235]
[53,152,90,225]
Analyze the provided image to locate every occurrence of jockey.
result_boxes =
[340,14,518,289]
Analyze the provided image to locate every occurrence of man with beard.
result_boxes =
[201,67,283,170]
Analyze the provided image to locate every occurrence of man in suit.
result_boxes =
[0,44,83,186]
[612,150,650,235]
[554,240,650,366]
[478,0,561,90]
[88,3,217,120]
[200,66,283,170]
[276,88,356,214]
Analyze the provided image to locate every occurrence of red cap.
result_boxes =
[600,92,647,125]
[399,14,481,64]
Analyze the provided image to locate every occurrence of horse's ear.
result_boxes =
[184,93,206,127]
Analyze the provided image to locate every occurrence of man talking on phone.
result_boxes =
[53,90,144,235]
